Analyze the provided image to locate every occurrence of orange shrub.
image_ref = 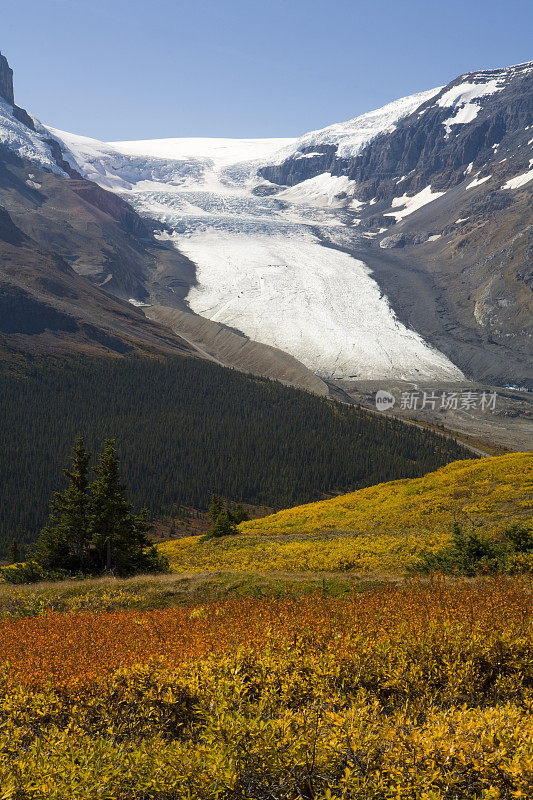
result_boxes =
[1,577,532,691]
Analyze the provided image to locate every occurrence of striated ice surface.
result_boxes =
[46,124,463,381]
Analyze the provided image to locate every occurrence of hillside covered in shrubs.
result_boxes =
[160,454,532,574]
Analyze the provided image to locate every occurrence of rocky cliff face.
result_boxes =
[261,62,533,200]
[336,63,532,202]
[258,61,533,387]
[0,52,14,106]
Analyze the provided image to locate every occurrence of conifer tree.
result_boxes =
[88,439,167,575]
[34,437,91,571]
[208,494,223,524]
[88,439,136,572]
[205,508,237,539]
[8,538,20,564]
[229,504,249,525]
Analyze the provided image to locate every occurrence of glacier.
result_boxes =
[45,99,466,381]
[0,96,65,174]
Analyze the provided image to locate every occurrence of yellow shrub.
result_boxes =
[160,454,532,575]
[1,581,533,798]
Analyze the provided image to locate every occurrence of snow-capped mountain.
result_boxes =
[262,87,442,185]
[0,51,531,387]
[262,61,533,196]
[47,90,466,382]
[264,59,533,388]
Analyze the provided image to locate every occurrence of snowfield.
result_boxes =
[384,186,445,222]
[46,116,464,381]
[110,137,295,169]
[269,88,442,162]
[276,173,357,207]
[437,79,504,135]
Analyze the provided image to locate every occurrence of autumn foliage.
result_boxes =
[160,453,532,575]
[240,453,532,537]
[1,578,533,798]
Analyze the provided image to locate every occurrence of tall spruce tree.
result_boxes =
[8,538,20,564]
[208,494,224,525]
[88,439,165,575]
[89,439,134,572]
[34,437,91,571]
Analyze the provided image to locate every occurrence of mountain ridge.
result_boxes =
[0,52,531,387]
[48,59,532,386]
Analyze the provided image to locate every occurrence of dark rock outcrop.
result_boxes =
[0,52,14,105]
[261,63,533,201]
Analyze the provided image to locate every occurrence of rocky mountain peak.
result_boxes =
[0,52,14,106]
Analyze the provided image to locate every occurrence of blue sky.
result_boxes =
[2,0,532,141]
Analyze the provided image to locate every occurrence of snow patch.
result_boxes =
[436,79,503,108]
[502,166,533,189]
[442,102,482,134]
[128,298,151,307]
[384,185,445,222]
[277,173,356,207]
[437,79,504,135]
[466,175,492,189]
[294,151,324,159]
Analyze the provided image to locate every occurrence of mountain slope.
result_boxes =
[240,452,532,535]
[0,206,194,360]
[260,61,533,387]
[49,119,464,382]
[160,453,532,574]
[0,58,200,360]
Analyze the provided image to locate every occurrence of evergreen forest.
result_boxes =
[0,355,470,557]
